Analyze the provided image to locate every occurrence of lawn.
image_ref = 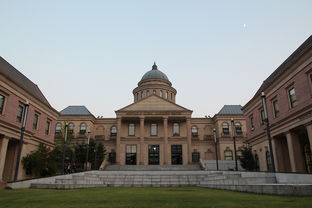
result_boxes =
[0,187,311,208]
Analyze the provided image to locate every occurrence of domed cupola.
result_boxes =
[133,62,177,103]
[141,62,169,81]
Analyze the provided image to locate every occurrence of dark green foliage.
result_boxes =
[22,144,57,177]
[238,146,257,171]
[74,140,106,169]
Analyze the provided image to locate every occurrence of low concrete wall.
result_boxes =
[275,173,312,184]
[6,172,87,189]
[203,160,244,171]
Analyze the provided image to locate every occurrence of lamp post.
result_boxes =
[213,128,219,171]
[85,131,91,170]
[261,92,276,172]
[231,118,238,171]
[14,101,29,181]
[94,148,97,170]
[62,122,69,174]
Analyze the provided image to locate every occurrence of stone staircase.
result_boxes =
[104,164,202,171]
[30,171,214,189]
[7,169,312,195]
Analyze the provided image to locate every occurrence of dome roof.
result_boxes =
[141,62,169,81]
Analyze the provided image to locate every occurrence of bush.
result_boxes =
[238,146,257,171]
[22,144,57,177]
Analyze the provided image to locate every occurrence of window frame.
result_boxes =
[68,122,75,133]
[32,113,39,130]
[272,99,280,118]
[234,122,242,134]
[55,122,62,134]
[45,119,51,135]
[128,123,135,136]
[0,94,5,115]
[173,123,180,136]
[288,87,298,109]
[224,150,233,160]
[150,123,158,136]
[222,122,229,135]
[111,126,117,136]
[260,108,266,125]
[191,125,198,137]
[16,104,24,123]
[79,123,87,134]
[249,115,255,131]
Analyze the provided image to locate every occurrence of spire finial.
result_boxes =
[152,61,158,70]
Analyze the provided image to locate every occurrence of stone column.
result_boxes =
[163,116,168,164]
[116,117,121,164]
[186,118,192,164]
[0,137,9,182]
[271,137,279,172]
[305,123,312,151]
[285,131,303,172]
[140,117,145,165]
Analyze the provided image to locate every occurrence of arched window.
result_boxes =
[151,123,157,136]
[128,123,135,136]
[222,122,229,134]
[224,150,233,160]
[165,91,168,99]
[255,154,260,171]
[171,93,173,100]
[55,122,62,133]
[153,90,156,94]
[266,151,273,171]
[191,126,198,137]
[235,122,242,134]
[147,90,150,96]
[141,91,144,99]
[79,123,87,134]
[111,126,117,136]
[173,123,180,136]
[68,123,74,133]
[160,90,163,97]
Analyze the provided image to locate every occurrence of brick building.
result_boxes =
[242,35,312,173]
[0,57,58,182]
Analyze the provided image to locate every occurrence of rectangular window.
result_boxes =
[0,95,5,114]
[151,123,157,136]
[128,123,135,136]
[33,114,39,130]
[260,109,266,125]
[250,116,255,130]
[173,123,180,136]
[192,152,200,163]
[288,87,297,108]
[224,150,233,160]
[45,120,50,135]
[272,100,280,118]
[16,105,23,122]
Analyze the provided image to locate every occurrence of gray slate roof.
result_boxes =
[0,56,51,107]
[141,62,169,81]
[218,105,243,115]
[60,106,93,115]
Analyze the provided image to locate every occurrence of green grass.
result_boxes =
[0,187,311,208]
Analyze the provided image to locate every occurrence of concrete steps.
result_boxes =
[104,165,202,171]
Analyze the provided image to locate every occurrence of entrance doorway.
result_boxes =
[148,145,159,165]
[171,145,182,165]
[125,144,137,165]
[3,139,18,182]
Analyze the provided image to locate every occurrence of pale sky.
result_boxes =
[1,0,312,117]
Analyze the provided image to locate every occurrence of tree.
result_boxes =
[238,146,257,171]
[22,144,57,177]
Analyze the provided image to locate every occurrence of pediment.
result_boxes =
[117,95,192,112]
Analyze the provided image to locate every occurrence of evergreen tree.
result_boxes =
[238,146,257,171]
